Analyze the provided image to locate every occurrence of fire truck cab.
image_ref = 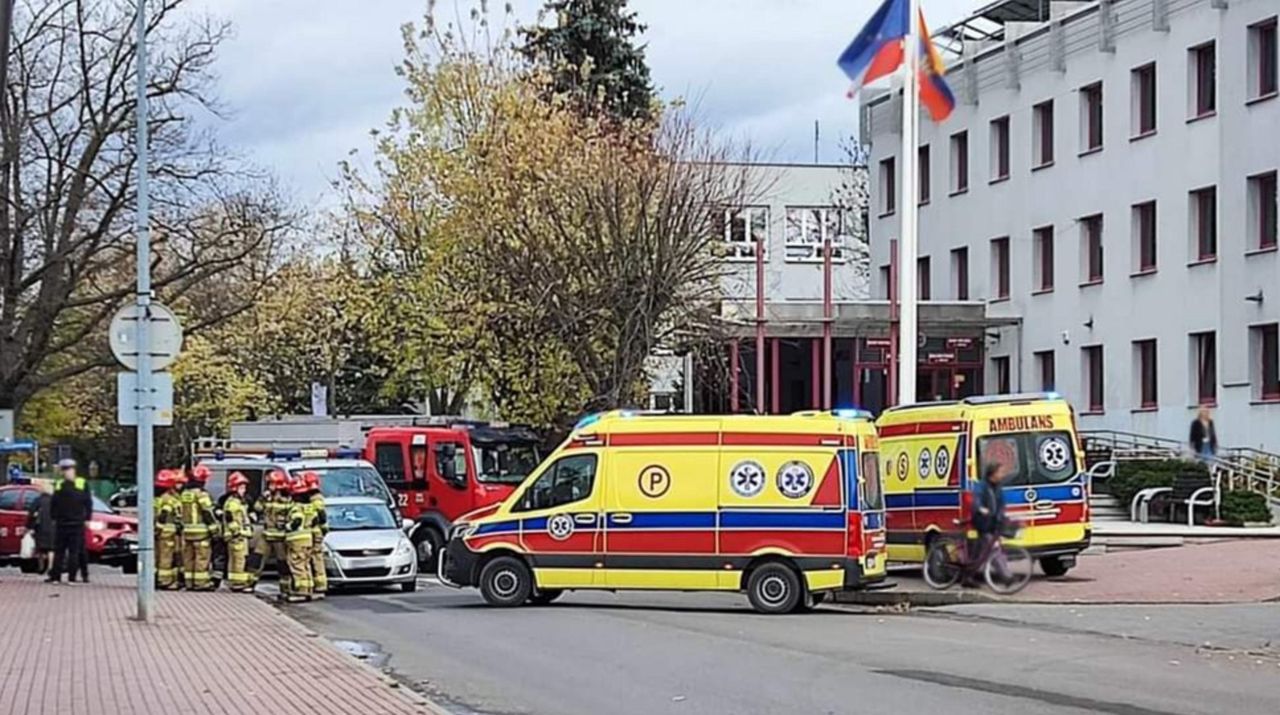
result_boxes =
[227,416,543,570]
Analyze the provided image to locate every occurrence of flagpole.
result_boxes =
[897,0,921,406]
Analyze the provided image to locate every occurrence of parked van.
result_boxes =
[877,393,1090,576]
[440,410,886,614]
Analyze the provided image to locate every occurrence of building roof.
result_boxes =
[932,0,1054,59]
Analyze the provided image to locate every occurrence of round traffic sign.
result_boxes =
[109,303,184,371]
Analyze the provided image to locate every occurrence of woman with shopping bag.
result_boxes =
[25,484,56,573]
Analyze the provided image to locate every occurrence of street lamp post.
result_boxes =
[134,0,156,623]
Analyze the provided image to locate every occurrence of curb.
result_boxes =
[831,588,997,607]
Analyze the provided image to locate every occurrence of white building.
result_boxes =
[865,0,1280,449]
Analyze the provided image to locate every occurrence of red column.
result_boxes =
[729,340,740,413]
[822,239,833,410]
[755,232,766,414]
[770,338,781,415]
[887,239,899,408]
[810,338,820,409]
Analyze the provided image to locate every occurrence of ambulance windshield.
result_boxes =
[977,431,1076,486]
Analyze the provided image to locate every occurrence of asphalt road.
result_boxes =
[291,582,1280,715]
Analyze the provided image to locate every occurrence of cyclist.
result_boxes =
[968,462,1010,584]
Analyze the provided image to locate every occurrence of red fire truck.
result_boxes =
[226,416,543,570]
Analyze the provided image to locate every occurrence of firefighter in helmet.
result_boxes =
[250,469,291,589]
[282,476,315,602]
[154,469,181,590]
[302,471,329,599]
[222,471,253,592]
[178,463,218,591]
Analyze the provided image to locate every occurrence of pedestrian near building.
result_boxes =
[222,472,254,592]
[251,470,291,589]
[154,470,181,590]
[283,477,315,603]
[1189,407,1218,460]
[303,471,329,599]
[178,464,218,591]
[46,459,91,584]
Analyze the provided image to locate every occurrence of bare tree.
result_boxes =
[830,136,872,300]
[0,0,290,414]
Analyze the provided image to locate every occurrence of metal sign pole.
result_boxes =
[134,0,156,623]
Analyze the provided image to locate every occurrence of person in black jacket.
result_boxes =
[25,485,56,574]
[47,459,92,584]
[1189,406,1218,459]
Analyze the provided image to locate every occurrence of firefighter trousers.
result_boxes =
[182,537,214,590]
[156,533,179,589]
[311,543,327,595]
[226,536,251,592]
[285,534,313,600]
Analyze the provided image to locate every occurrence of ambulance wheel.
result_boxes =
[479,556,533,607]
[746,562,804,614]
[529,589,563,605]
[1040,556,1071,577]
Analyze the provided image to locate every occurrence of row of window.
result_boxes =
[716,206,856,262]
[880,170,1278,301]
[877,19,1279,212]
[989,325,1280,413]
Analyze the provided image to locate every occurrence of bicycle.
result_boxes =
[922,521,1034,595]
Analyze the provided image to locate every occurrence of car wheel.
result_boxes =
[1040,556,1071,577]
[413,527,443,574]
[400,579,418,593]
[529,589,563,605]
[478,556,532,608]
[746,562,804,614]
[121,557,138,575]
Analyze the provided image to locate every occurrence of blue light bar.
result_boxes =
[268,450,302,460]
[832,408,872,420]
[574,413,604,431]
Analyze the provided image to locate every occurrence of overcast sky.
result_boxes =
[188,0,976,207]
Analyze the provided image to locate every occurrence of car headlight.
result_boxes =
[87,520,107,532]
[394,539,413,557]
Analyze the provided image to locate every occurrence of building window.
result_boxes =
[1134,339,1158,409]
[1032,100,1055,167]
[1131,63,1157,137]
[951,247,969,300]
[1081,214,1104,284]
[784,207,852,262]
[991,236,1010,300]
[917,257,931,300]
[989,116,1010,181]
[1248,171,1278,251]
[1033,225,1054,293]
[1191,331,1217,405]
[718,206,768,261]
[1189,42,1216,118]
[1035,350,1056,391]
[1080,82,1103,152]
[1083,345,1105,413]
[950,131,969,194]
[918,145,930,204]
[1255,323,1280,400]
[992,356,1011,394]
[879,157,896,215]
[879,264,892,300]
[1189,187,1217,261]
[1250,18,1278,100]
[1132,201,1158,273]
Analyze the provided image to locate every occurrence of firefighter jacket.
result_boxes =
[307,493,328,541]
[178,487,217,541]
[155,491,179,538]
[222,494,251,541]
[257,492,291,542]
[285,501,314,548]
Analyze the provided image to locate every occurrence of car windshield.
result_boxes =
[91,495,114,514]
[977,431,1077,486]
[326,503,397,531]
[473,443,541,485]
[303,467,393,503]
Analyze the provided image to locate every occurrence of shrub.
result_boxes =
[1107,459,1207,510]
[1219,490,1274,526]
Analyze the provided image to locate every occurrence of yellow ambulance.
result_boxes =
[439,409,887,614]
[877,393,1090,576]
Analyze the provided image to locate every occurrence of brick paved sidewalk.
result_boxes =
[0,573,437,715]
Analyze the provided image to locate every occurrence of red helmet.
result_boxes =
[155,469,175,489]
[228,471,249,491]
[267,469,288,490]
[173,470,188,487]
[301,470,320,492]
[289,476,310,495]
[190,463,211,484]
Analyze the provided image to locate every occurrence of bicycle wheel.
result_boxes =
[985,545,1033,595]
[923,537,963,590]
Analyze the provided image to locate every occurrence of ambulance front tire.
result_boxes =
[479,556,533,607]
[413,527,443,575]
[1040,556,1071,577]
[746,562,804,615]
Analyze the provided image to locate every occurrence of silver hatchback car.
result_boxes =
[322,497,418,591]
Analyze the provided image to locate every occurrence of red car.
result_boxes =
[0,484,139,573]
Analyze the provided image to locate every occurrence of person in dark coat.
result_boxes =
[47,459,92,584]
[25,485,56,573]
[1189,406,1218,459]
